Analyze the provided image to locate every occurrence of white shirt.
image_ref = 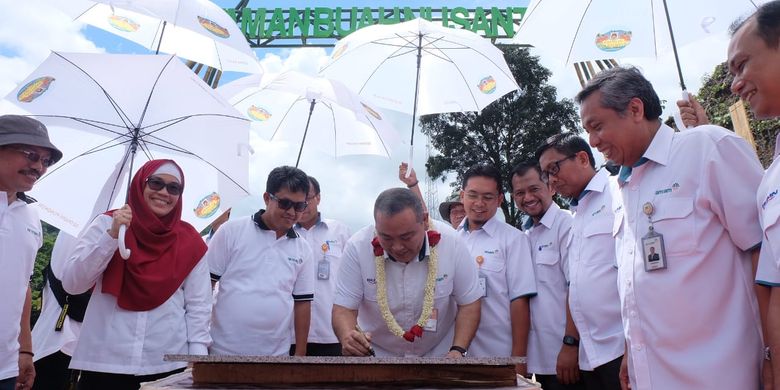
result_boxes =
[568,169,624,371]
[60,215,212,375]
[334,220,481,357]
[615,124,763,390]
[757,143,780,286]
[525,203,573,375]
[207,214,315,356]
[457,212,537,357]
[0,193,41,380]
[32,232,81,361]
[294,215,351,344]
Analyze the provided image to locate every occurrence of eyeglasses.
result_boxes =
[464,191,499,202]
[145,176,182,196]
[541,155,576,182]
[269,193,308,212]
[8,147,54,168]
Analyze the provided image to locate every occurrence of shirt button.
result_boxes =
[634,344,643,351]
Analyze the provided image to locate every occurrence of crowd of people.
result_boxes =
[1,1,779,389]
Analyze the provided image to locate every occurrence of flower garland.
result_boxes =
[371,230,441,342]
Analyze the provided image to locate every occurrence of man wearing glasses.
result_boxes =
[206,166,315,357]
[455,164,536,375]
[292,176,351,356]
[536,133,623,390]
[0,115,62,390]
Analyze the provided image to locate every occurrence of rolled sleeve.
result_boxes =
[333,237,364,310]
[705,133,763,251]
[506,231,537,300]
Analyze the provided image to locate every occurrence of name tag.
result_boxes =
[478,273,488,298]
[317,259,330,280]
[642,230,667,272]
[424,308,438,332]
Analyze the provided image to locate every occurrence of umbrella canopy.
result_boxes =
[514,0,766,89]
[5,52,251,236]
[60,0,261,74]
[219,70,400,167]
[318,18,519,116]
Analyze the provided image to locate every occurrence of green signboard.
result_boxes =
[227,6,526,43]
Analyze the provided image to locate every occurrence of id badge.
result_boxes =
[478,273,488,298]
[641,230,667,272]
[424,308,438,332]
[317,259,330,280]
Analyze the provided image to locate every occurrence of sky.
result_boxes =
[0,0,749,231]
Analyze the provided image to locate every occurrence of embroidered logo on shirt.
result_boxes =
[436,274,449,282]
[484,249,500,255]
[287,257,303,264]
[366,278,377,285]
[26,227,41,237]
[655,187,672,195]
[591,204,606,216]
[763,189,779,210]
[538,242,553,251]
[614,205,623,214]
[672,182,680,192]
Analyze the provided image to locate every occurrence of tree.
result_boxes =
[420,46,580,227]
[31,222,58,326]
[696,62,780,168]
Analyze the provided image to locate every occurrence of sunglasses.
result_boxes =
[269,193,308,212]
[9,147,54,168]
[145,176,182,196]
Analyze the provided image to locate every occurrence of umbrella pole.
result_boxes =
[118,129,141,260]
[295,99,317,168]
[661,0,687,92]
[156,21,168,55]
[406,32,424,178]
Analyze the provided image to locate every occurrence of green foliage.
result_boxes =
[697,62,780,168]
[420,47,580,227]
[31,222,58,326]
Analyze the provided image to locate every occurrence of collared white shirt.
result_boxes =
[60,215,212,375]
[615,124,763,390]
[334,220,481,357]
[568,169,624,371]
[525,203,573,374]
[756,136,780,286]
[0,192,41,380]
[207,214,314,356]
[457,213,537,357]
[294,215,351,344]
[33,232,81,361]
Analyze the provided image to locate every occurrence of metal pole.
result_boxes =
[295,100,317,168]
[155,21,168,55]
[661,0,687,91]
[409,32,424,148]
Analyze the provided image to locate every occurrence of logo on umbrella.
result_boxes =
[361,102,383,120]
[194,192,221,218]
[331,43,349,61]
[17,76,55,103]
[108,15,140,33]
[198,16,230,39]
[595,30,632,52]
[477,76,497,94]
[247,105,272,121]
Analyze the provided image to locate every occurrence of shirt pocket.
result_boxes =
[650,196,695,255]
[479,252,506,273]
[535,251,563,285]
[434,273,454,299]
[581,216,614,265]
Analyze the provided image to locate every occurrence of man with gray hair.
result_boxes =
[0,115,62,390]
[333,188,481,357]
[577,66,764,389]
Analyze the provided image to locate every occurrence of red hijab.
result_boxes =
[102,159,207,311]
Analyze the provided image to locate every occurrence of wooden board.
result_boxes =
[164,355,524,388]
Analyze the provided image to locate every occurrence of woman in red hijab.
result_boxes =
[59,159,211,390]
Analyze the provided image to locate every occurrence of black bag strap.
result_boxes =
[44,264,92,323]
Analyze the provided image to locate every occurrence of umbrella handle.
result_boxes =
[118,224,131,260]
[405,146,414,179]
[673,90,693,131]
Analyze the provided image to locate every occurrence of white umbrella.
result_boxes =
[6,52,251,247]
[514,0,767,128]
[318,18,519,172]
[219,70,400,167]
[59,0,261,74]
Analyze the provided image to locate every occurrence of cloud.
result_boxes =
[0,0,102,97]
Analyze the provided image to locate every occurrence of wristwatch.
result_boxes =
[449,346,468,356]
[562,335,580,347]
[765,346,772,361]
